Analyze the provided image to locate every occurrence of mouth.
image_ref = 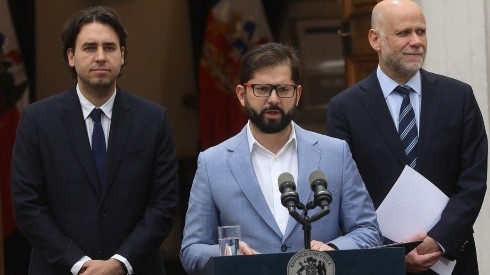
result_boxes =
[403,49,424,56]
[91,68,110,73]
[264,109,282,119]
[403,52,424,63]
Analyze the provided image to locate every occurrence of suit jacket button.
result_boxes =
[99,209,107,217]
[281,245,288,252]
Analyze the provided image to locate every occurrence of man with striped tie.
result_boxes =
[327,1,487,274]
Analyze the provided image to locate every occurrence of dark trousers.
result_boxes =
[4,229,31,275]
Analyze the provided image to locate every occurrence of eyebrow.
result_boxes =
[81,41,118,47]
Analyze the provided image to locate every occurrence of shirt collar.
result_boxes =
[247,121,297,154]
[76,84,117,120]
[376,66,422,98]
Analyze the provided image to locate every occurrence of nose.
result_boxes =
[267,89,281,104]
[95,47,106,62]
[409,32,423,46]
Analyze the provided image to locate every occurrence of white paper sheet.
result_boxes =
[376,165,456,274]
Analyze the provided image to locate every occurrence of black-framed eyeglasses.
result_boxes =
[243,83,297,98]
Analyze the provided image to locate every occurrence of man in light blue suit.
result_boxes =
[180,42,382,274]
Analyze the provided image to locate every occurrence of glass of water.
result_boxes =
[218,225,241,256]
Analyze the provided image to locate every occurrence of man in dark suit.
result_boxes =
[327,0,487,274]
[11,6,178,274]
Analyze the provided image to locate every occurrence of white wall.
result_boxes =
[415,1,490,273]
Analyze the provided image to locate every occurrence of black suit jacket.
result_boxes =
[11,87,179,274]
[327,70,487,274]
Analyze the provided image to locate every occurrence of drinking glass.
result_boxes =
[218,225,241,256]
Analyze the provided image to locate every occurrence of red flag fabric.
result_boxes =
[1,0,29,239]
[199,0,272,150]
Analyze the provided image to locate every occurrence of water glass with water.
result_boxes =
[218,225,241,256]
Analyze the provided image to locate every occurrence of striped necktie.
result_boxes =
[395,85,418,168]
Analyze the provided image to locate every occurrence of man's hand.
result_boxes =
[416,235,442,255]
[239,241,260,255]
[78,259,125,275]
[405,232,442,273]
[310,240,335,251]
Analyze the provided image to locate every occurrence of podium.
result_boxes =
[201,247,405,275]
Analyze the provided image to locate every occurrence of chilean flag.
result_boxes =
[198,0,272,149]
[0,0,29,240]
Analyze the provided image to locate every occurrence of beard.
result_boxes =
[244,99,296,134]
[76,68,120,94]
[381,38,425,77]
[87,79,113,92]
[384,52,424,77]
[381,40,425,77]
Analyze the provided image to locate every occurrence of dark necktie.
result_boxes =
[395,85,418,168]
[90,108,106,185]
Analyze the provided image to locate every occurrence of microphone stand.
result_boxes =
[288,202,330,249]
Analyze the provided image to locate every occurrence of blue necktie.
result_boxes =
[396,85,418,168]
[90,108,106,185]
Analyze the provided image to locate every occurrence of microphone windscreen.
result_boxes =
[278,173,295,193]
[309,170,327,185]
[278,172,295,186]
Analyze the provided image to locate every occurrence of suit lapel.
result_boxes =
[417,70,441,171]
[360,74,407,166]
[227,129,283,238]
[100,89,132,202]
[283,125,318,241]
[61,88,101,194]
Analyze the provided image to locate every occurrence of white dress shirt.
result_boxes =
[247,121,298,235]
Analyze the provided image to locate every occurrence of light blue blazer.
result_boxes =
[180,123,382,274]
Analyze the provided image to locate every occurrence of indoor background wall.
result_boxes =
[35,0,199,158]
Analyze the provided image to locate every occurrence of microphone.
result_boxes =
[309,170,332,209]
[278,172,299,211]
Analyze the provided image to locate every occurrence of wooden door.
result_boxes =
[341,0,380,86]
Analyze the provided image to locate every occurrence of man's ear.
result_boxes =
[236,85,246,107]
[368,29,381,52]
[120,46,125,65]
[295,85,302,107]
[67,48,75,67]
